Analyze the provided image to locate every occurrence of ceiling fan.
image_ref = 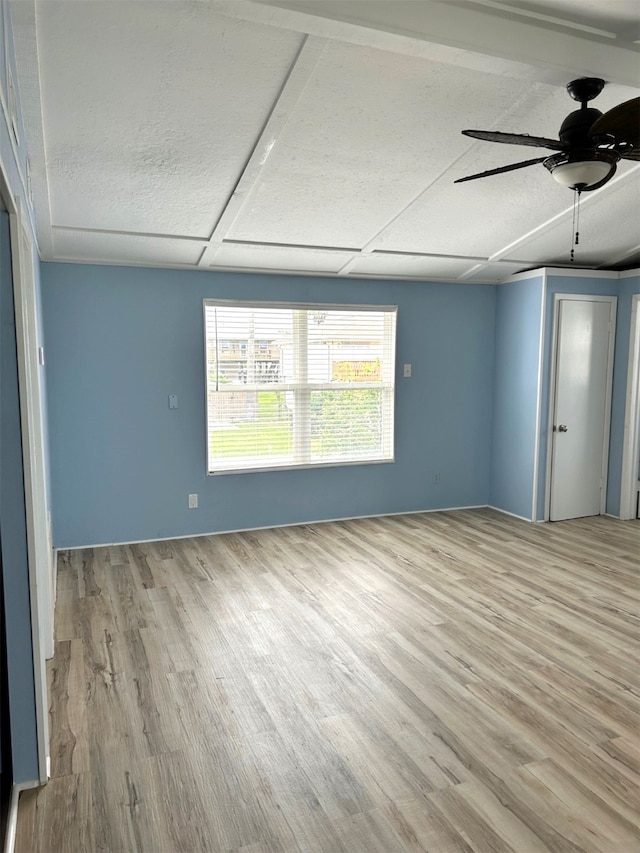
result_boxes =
[455,78,640,192]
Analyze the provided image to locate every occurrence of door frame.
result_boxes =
[620,293,640,519]
[544,293,617,521]
[10,200,54,662]
[9,199,50,784]
[0,160,50,787]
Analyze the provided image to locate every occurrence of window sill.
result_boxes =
[207,457,395,476]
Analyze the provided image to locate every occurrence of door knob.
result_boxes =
[558,424,568,432]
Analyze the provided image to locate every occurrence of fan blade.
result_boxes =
[455,157,547,184]
[590,97,640,149]
[462,129,565,150]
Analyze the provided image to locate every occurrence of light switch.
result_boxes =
[403,364,412,378]
[168,395,178,409]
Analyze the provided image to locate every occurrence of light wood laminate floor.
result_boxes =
[15,509,640,853]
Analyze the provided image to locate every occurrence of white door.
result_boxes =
[550,297,616,522]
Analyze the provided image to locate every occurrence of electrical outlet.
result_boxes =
[169,395,178,409]
[188,494,198,509]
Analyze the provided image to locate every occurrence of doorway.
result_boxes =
[548,295,616,521]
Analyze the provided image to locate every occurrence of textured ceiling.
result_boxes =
[11,0,640,283]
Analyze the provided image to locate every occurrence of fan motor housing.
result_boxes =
[559,107,602,147]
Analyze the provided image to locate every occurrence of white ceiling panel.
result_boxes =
[52,230,205,266]
[502,173,640,267]
[37,1,303,238]
[211,242,354,273]
[349,253,483,280]
[227,41,539,248]
[370,80,640,258]
[461,260,537,282]
[371,161,566,258]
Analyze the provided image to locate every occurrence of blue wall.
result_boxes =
[490,274,544,520]
[42,263,496,547]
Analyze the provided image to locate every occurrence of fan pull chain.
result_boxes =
[570,188,582,262]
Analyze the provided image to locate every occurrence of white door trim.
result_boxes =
[544,293,617,521]
[620,293,640,519]
[530,270,547,521]
[9,198,50,785]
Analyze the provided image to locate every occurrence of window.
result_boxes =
[204,300,396,473]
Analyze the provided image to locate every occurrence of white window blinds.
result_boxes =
[204,300,396,473]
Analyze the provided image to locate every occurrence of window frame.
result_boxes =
[204,299,397,475]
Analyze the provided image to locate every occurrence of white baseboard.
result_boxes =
[487,505,535,523]
[59,504,491,550]
[2,780,38,853]
[2,787,18,853]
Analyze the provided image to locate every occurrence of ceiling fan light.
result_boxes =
[544,150,619,189]
[551,160,611,188]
